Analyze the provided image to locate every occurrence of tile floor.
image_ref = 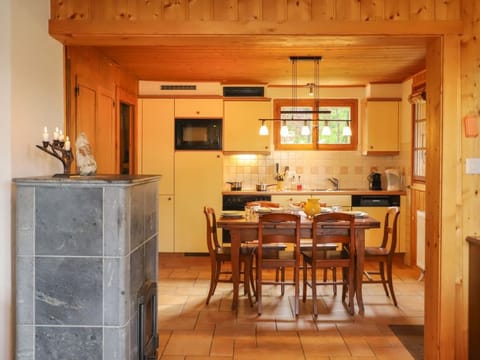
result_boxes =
[157,253,424,359]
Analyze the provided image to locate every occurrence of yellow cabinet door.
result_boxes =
[224,100,272,152]
[363,100,400,155]
[138,98,174,194]
[158,194,174,252]
[174,98,223,118]
[271,194,311,208]
[351,206,403,252]
[174,151,223,253]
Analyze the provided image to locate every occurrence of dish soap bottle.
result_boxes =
[296,176,302,190]
[290,175,297,190]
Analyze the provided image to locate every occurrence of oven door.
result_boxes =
[222,194,271,243]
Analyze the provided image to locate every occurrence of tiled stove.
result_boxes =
[14,175,159,360]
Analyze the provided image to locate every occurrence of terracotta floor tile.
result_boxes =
[162,329,214,356]
[157,254,423,359]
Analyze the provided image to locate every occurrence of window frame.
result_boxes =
[412,100,426,183]
[273,98,358,151]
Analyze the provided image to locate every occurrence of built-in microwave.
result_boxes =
[174,118,222,150]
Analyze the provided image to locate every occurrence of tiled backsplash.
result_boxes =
[223,151,404,191]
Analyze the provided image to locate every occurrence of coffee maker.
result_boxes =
[385,168,401,191]
[368,172,382,190]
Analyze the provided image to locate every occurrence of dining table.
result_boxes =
[216,212,381,313]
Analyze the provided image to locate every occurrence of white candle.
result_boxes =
[53,127,59,141]
[64,136,71,151]
[58,130,65,142]
[42,126,49,142]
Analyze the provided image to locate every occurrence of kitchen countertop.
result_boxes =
[222,189,407,196]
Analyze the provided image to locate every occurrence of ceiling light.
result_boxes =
[321,124,331,136]
[259,121,269,136]
[307,83,314,97]
[258,56,348,136]
[280,121,289,137]
[342,123,352,137]
[301,121,311,136]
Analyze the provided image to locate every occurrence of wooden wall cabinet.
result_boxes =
[174,98,223,118]
[66,47,138,174]
[362,99,400,155]
[224,99,271,153]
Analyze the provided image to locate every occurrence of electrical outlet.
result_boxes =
[466,158,480,174]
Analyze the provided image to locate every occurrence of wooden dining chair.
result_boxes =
[246,200,286,287]
[245,201,281,208]
[362,206,400,306]
[203,206,255,306]
[256,212,302,316]
[301,212,356,316]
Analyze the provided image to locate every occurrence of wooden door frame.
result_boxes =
[424,34,463,359]
[116,87,138,174]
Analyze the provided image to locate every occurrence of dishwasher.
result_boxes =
[351,195,400,249]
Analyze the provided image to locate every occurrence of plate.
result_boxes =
[256,207,273,214]
[340,210,368,218]
[221,211,244,219]
[320,207,333,213]
[270,207,287,213]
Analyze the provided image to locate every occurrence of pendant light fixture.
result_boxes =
[342,123,352,136]
[321,122,331,136]
[258,56,327,136]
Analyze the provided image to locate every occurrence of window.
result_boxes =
[273,98,358,150]
[412,100,426,181]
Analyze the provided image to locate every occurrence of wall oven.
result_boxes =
[222,194,271,243]
[175,118,222,150]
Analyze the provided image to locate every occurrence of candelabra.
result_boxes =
[36,139,74,176]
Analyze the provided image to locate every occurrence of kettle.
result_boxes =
[368,172,382,190]
[385,168,401,191]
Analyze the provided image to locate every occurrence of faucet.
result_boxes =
[327,177,339,191]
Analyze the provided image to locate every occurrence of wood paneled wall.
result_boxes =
[50,0,461,22]
[66,47,138,174]
[460,0,480,358]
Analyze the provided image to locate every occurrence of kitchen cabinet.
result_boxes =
[362,99,400,155]
[351,195,406,252]
[158,194,174,252]
[139,98,175,193]
[174,98,223,118]
[138,98,175,251]
[271,194,311,207]
[224,100,272,153]
[271,194,351,209]
[352,206,389,248]
[175,151,223,252]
